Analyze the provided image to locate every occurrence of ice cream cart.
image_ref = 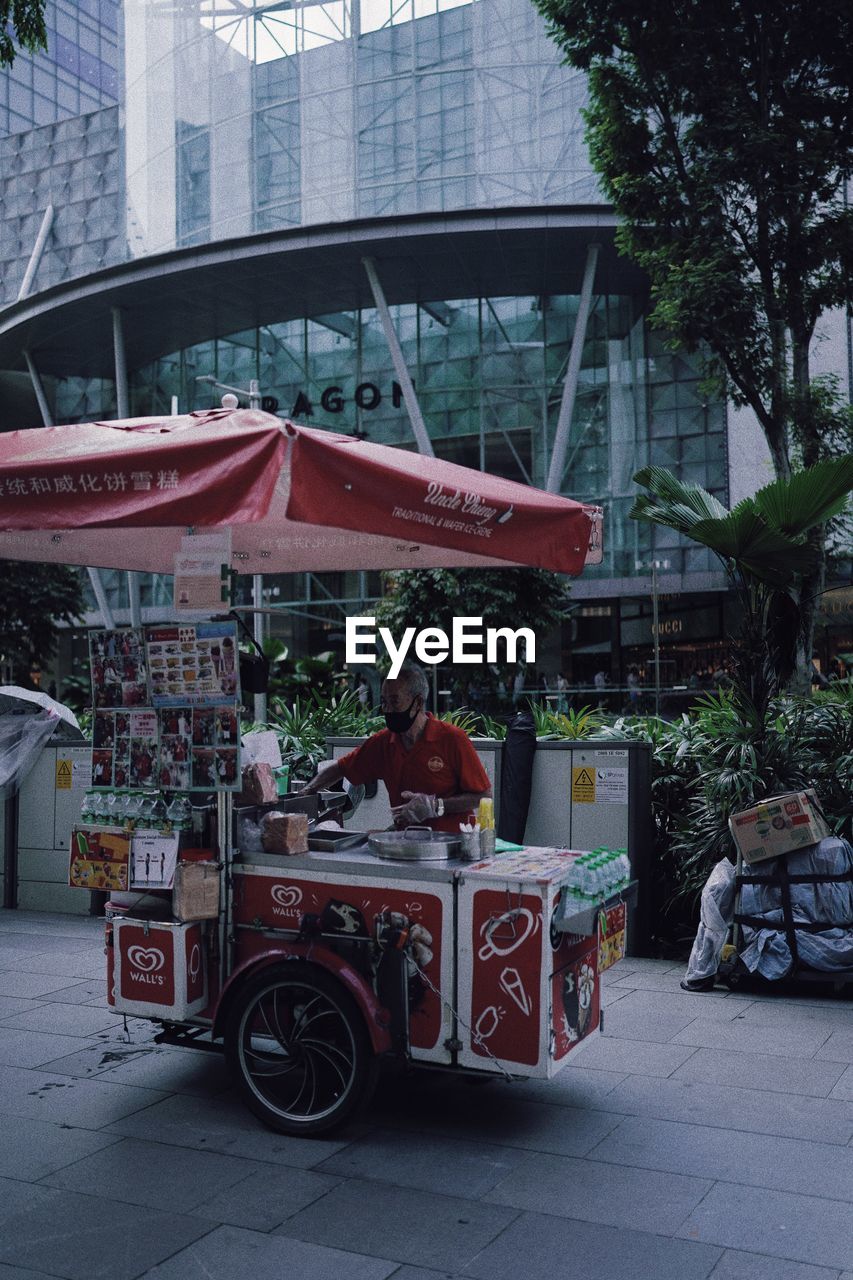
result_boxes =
[0,404,616,1134]
[107,827,635,1135]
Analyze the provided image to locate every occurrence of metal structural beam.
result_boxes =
[89,570,116,630]
[362,255,434,457]
[23,349,53,430]
[112,307,129,418]
[546,243,600,493]
[17,204,54,301]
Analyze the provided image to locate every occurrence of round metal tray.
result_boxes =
[368,826,461,862]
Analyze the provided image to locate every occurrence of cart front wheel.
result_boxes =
[224,962,377,1136]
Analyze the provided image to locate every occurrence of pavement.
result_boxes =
[0,909,851,1280]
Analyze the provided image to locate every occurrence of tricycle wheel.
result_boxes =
[224,962,377,1136]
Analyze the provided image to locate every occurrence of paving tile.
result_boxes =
[492,1065,628,1109]
[0,1063,168,1128]
[600,985,632,1004]
[0,1027,97,1069]
[0,1176,65,1225]
[672,1017,834,1058]
[589,1114,853,1201]
[0,996,46,1020]
[105,1091,357,1167]
[830,1066,853,1101]
[0,1263,66,1279]
[1,950,106,980]
[43,1137,264,1213]
[593,1001,699,1043]
[672,1046,847,1098]
[141,1224,396,1280]
[677,1181,853,1270]
[609,987,756,1022]
[485,1149,712,1234]
[385,1270,456,1280]
[733,997,853,1029]
[608,967,727,994]
[708,1248,844,1280]
[0,971,79,998]
[815,1028,853,1064]
[369,1079,623,1158]
[275,1180,517,1272]
[192,1166,341,1230]
[317,1129,525,1197]
[461,1209,722,1280]
[0,1003,116,1037]
[38,1042,231,1096]
[571,1034,697,1077]
[39,981,108,1006]
[0,1113,120,1181]
[0,1193,212,1280]
[601,1075,853,1145]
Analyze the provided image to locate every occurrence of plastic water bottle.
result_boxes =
[124,792,143,829]
[103,791,120,825]
[150,793,168,829]
[80,790,94,823]
[90,790,106,825]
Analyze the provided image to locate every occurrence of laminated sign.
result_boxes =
[571,766,596,803]
[69,828,130,892]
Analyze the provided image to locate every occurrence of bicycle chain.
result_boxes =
[407,954,517,1084]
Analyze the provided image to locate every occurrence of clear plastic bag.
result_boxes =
[0,710,60,792]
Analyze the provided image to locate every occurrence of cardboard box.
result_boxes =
[173,860,220,921]
[113,917,207,1018]
[729,789,830,864]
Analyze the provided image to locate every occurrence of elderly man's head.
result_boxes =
[380,663,429,732]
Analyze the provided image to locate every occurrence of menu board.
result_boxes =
[92,709,158,790]
[146,621,239,707]
[89,628,148,708]
[89,621,242,792]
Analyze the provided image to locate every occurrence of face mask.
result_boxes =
[384,696,420,734]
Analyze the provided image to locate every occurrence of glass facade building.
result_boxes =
[1,0,747,683]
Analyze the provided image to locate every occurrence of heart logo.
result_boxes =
[127,945,165,973]
[188,943,201,982]
[271,884,303,909]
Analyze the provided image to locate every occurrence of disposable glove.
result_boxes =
[391,790,438,826]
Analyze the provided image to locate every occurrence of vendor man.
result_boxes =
[302,663,491,831]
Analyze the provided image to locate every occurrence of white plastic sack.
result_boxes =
[0,710,60,792]
[684,857,737,982]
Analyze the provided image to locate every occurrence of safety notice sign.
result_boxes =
[596,767,628,804]
[571,766,596,803]
[55,759,73,790]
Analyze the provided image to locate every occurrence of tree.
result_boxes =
[630,457,853,717]
[372,568,570,704]
[0,562,83,683]
[532,0,853,685]
[1,1,47,68]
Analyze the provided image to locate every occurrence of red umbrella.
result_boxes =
[0,408,601,575]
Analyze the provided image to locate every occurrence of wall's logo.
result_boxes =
[427,756,445,773]
[271,884,303,914]
[127,945,165,973]
[188,943,201,983]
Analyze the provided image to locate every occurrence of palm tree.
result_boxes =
[629,458,853,716]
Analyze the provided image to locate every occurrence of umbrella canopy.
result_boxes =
[0,408,601,576]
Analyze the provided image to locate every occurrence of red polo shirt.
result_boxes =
[338,714,491,832]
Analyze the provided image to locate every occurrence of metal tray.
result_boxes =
[307,829,369,852]
[368,826,461,862]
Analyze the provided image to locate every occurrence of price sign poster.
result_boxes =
[69,828,130,892]
[146,621,239,707]
[92,709,158,790]
[89,628,149,709]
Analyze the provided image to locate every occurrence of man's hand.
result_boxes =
[391,790,438,826]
